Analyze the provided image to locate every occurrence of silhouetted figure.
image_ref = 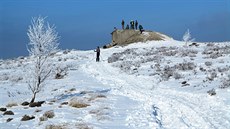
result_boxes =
[135,20,138,30]
[139,25,144,34]
[94,46,100,62]
[126,24,129,29]
[130,20,134,29]
[121,20,125,29]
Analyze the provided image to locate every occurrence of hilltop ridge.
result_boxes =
[105,29,173,48]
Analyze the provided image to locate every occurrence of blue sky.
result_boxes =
[0,0,230,59]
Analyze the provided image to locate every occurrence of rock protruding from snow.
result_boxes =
[106,29,173,48]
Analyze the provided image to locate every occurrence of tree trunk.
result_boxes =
[30,92,36,103]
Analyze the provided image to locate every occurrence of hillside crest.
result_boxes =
[106,29,173,48]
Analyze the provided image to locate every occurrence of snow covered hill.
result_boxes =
[0,40,230,129]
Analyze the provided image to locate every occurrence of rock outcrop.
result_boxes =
[105,29,172,48]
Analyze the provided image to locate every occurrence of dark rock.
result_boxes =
[29,101,45,107]
[6,118,13,122]
[3,111,14,115]
[21,101,30,106]
[21,115,35,121]
[0,107,7,112]
[181,81,187,84]
[61,102,68,105]
[189,42,199,47]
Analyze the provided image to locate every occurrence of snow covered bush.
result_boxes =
[220,74,230,89]
[69,98,90,108]
[43,110,55,118]
[207,89,216,96]
[108,53,123,63]
[174,62,196,71]
[27,16,59,103]
[55,66,68,79]
[160,65,182,80]
[45,124,67,129]
[202,44,230,59]
[207,72,217,81]
[178,48,198,57]
[205,61,212,66]
[6,102,18,107]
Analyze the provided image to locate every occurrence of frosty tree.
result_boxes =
[27,16,59,103]
[183,29,195,46]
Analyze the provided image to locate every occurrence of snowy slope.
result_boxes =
[0,40,230,129]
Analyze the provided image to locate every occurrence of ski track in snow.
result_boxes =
[80,52,230,129]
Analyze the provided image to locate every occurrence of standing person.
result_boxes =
[135,20,138,30]
[139,25,144,34]
[121,20,125,29]
[126,24,129,29]
[130,20,134,29]
[94,46,100,62]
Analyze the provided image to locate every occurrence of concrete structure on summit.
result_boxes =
[106,29,172,48]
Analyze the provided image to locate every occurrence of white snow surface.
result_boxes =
[0,40,230,129]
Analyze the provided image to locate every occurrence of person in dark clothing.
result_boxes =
[121,20,125,29]
[94,46,100,62]
[126,24,129,29]
[130,20,134,29]
[139,25,144,34]
[135,20,138,30]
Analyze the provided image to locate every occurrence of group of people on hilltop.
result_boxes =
[121,19,144,34]
[94,20,145,62]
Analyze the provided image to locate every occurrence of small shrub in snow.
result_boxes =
[108,53,122,63]
[55,66,68,79]
[220,79,230,89]
[39,116,48,121]
[9,76,23,82]
[46,124,67,129]
[207,43,214,47]
[207,89,216,96]
[43,110,55,118]
[69,98,90,108]
[6,102,18,108]
[75,122,92,129]
[179,48,198,57]
[173,72,182,80]
[207,72,217,81]
[174,62,196,71]
[220,75,230,89]
[205,61,212,66]
[199,67,206,72]
[0,73,9,81]
[161,65,174,81]
[88,94,106,101]
[218,67,229,73]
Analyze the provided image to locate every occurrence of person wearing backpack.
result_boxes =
[139,25,144,34]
